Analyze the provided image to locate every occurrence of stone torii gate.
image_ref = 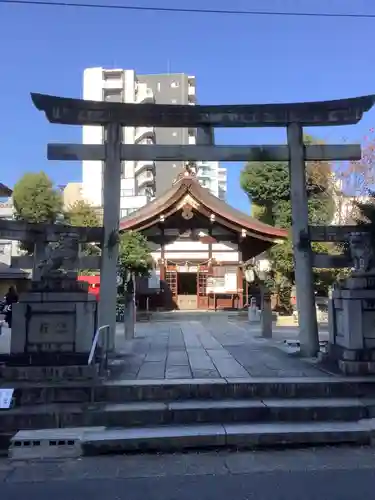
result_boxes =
[31,92,375,357]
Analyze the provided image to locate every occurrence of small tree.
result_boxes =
[333,129,375,225]
[354,191,375,237]
[64,200,101,228]
[118,231,153,296]
[13,172,63,223]
[64,200,101,276]
[241,134,336,305]
[13,172,63,253]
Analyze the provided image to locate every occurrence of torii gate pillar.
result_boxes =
[287,123,319,357]
[99,122,122,350]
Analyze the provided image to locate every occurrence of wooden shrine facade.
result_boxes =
[119,172,287,311]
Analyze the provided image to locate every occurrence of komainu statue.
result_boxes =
[349,231,375,274]
[37,232,80,279]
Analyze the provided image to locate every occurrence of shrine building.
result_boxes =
[119,172,287,311]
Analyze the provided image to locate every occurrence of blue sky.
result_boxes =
[0,0,374,213]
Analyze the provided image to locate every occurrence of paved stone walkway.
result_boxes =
[0,315,332,380]
[113,317,331,380]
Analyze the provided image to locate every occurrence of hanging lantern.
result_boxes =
[244,268,256,283]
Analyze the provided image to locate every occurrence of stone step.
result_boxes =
[5,377,375,406]
[9,420,373,459]
[0,398,370,433]
[80,420,373,455]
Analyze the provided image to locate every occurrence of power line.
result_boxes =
[1,0,375,19]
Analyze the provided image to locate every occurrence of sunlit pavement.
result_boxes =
[1,447,375,499]
[112,317,331,380]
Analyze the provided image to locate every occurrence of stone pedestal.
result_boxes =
[0,277,99,381]
[329,274,375,374]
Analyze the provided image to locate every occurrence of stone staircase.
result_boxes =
[3,377,375,457]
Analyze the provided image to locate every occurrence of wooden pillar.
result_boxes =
[98,122,122,351]
[160,240,166,280]
[159,262,166,281]
[287,122,319,357]
[208,230,213,260]
[236,266,243,309]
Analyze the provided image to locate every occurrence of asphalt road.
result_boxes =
[2,448,375,500]
[2,467,375,500]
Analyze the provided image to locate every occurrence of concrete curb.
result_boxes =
[8,420,373,459]
[70,421,375,456]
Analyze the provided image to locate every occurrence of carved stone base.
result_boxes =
[0,352,93,366]
[328,344,375,375]
[329,344,375,362]
[338,360,375,375]
[11,290,97,357]
[0,361,100,381]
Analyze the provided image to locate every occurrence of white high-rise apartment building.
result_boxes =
[82,68,227,217]
[0,184,20,266]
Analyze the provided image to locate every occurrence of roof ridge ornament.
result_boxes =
[172,162,197,185]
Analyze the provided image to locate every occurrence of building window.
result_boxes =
[103,89,123,103]
[121,189,134,197]
[157,82,161,91]
[0,243,9,255]
[171,81,179,88]
[198,167,210,177]
[121,207,137,218]
[103,70,123,80]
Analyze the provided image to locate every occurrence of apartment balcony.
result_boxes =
[102,70,124,90]
[134,126,155,144]
[135,160,155,176]
[188,85,196,104]
[188,75,196,86]
[136,84,154,104]
[218,168,227,181]
[137,171,155,190]
[197,168,211,178]
[103,78,123,90]
[138,187,155,200]
[218,188,226,201]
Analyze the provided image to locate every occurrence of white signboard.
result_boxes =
[225,271,237,291]
[207,277,225,293]
[0,388,14,409]
[148,269,160,289]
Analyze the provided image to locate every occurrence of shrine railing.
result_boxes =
[88,324,110,375]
